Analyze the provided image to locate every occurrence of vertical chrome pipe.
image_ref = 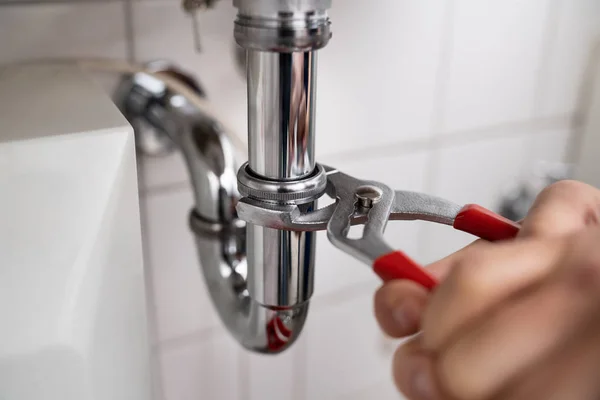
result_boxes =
[227,0,331,350]
[246,50,317,180]
[247,214,316,307]
[245,49,318,308]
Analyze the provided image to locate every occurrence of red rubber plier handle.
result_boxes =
[373,204,520,290]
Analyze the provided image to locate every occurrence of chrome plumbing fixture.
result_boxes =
[119,0,335,355]
[230,0,518,305]
[118,1,522,356]
[229,0,333,345]
[182,0,220,52]
[115,61,307,353]
[236,165,521,290]
[233,0,332,52]
[236,163,328,204]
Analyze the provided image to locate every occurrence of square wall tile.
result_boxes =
[344,380,406,400]
[314,150,431,299]
[0,2,127,93]
[0,2,127,62]
[441,0,550,132]
[139,152,191,191]
[525,128,573,170]
[132,0,247,189]
[243,343,303,400]
[305,292,401,399]
[537,0,600,117]
[159,334,240,400]
[144,188,220,341]
[421,133,530,264]
[316,0,447,156]
[150,350,166,400]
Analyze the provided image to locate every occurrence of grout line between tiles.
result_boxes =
[531,0,563,119]
[139,115,573,198]
[434,114,572,148]
[123,0,137,62]
[140,179,190,196]
[524,0,563,175]
[428,0,456,138]
[292,334,307,400]
[237,349,250,400]
[0,0,122,4]
[156,325,225,353]
[136,173,166,399]
[321,114,572,165]
[310,281,379,312]
[566,39,600,166]
[154,282,377,356]
[419,0,456,260]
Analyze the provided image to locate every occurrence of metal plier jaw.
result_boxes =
[236,165,521,290]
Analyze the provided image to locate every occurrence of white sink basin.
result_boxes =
[0,64,151,400]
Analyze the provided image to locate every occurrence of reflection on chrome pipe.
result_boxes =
[116,68,308,353]
[180,117,310,353]
[246,50,317,180]
[244,49,319,310]
[247,213,316,307]
[193,230,309,353]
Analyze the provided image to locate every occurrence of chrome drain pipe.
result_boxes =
[233,0,332,341]
[117,0,333,354]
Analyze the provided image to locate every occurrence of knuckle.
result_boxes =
[540,180,590,197]
[571,261,600,293]
[563,234,600,294]
[449,252,489,298]
[535,180,600,209]
[436,354,484,400]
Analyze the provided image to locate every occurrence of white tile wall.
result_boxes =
[344,380,406,400]
[0,2,128,93]
[159,333,240,400]
[144,188,220,341]
[421,133,533,264]
[0,2,127,62]
[304,291,401,399]
[242,340,304,400]
[1,0,595,399]
[316,0,448,155]
[526,128,574,170]
[441,0,551,132]
[131,0,247,190]
[537,0,600,117]
[421,127,573,265]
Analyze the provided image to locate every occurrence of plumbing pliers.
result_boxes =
[236,165,521,290]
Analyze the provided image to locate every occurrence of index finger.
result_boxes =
[373,240,485,338]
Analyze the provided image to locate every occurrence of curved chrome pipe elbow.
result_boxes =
[191,225,310,353]
[115,65,310,353]
[180,116,311,353]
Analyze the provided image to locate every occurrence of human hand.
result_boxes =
[374,180,600,400]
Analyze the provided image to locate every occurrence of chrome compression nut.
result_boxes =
[237,162,327,204]
[233,0,332,52]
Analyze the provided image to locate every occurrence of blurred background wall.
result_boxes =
[1,1,599,399]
